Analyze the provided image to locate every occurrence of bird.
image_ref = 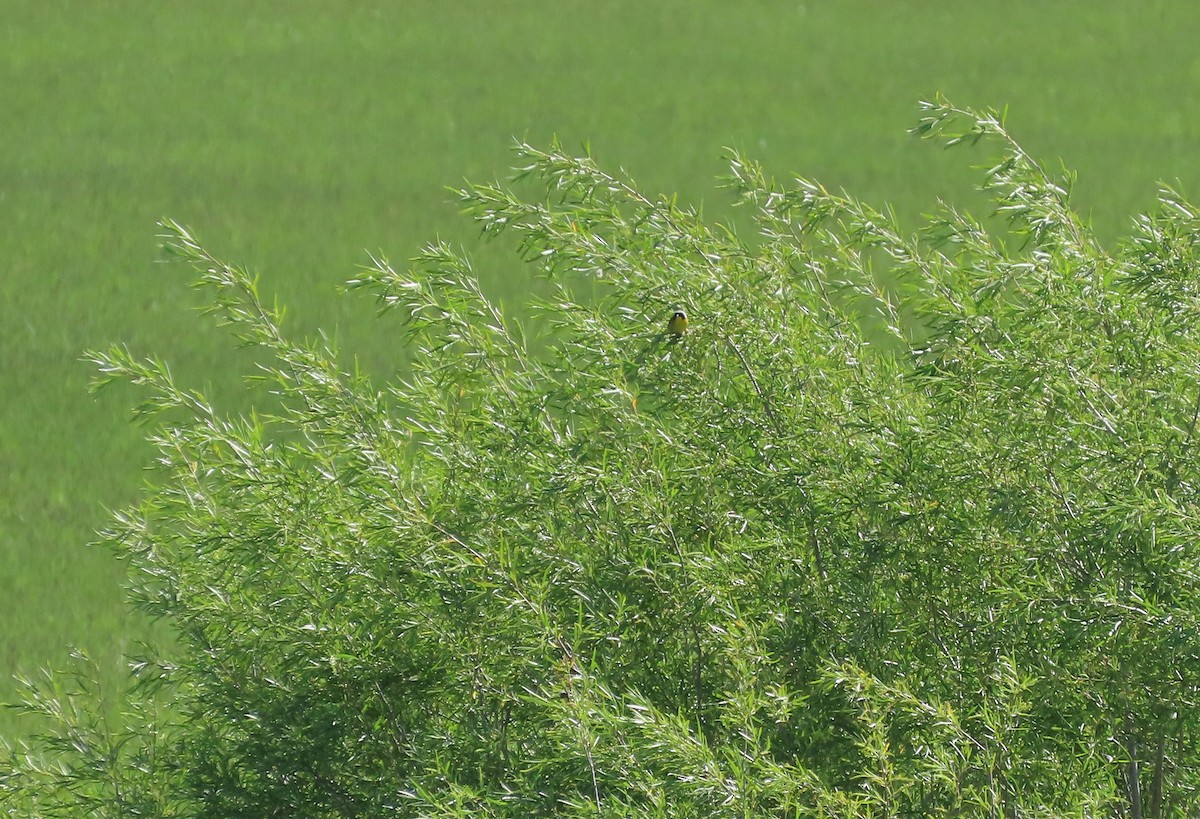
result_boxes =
[666,310,689,338]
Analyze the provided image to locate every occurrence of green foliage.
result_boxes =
[10,0,1200,745]
[6,98,1200,816]
[0,651,182,817]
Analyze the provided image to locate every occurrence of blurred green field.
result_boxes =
[3,0,1200,733]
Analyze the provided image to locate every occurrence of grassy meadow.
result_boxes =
[3,0,1200,734]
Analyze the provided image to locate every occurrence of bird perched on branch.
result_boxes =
[666,310,688,338]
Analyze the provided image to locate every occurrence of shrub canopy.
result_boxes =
[5,98,1200,817]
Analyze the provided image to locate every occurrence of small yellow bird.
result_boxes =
[666,310,689,338]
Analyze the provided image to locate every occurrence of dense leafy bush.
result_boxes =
[5,98,1200,816]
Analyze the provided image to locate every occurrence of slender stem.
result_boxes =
[724,336,781,434]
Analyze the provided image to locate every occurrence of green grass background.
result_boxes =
[3,0,1200,732]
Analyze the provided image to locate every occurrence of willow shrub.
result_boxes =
[4,98,1200,817]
